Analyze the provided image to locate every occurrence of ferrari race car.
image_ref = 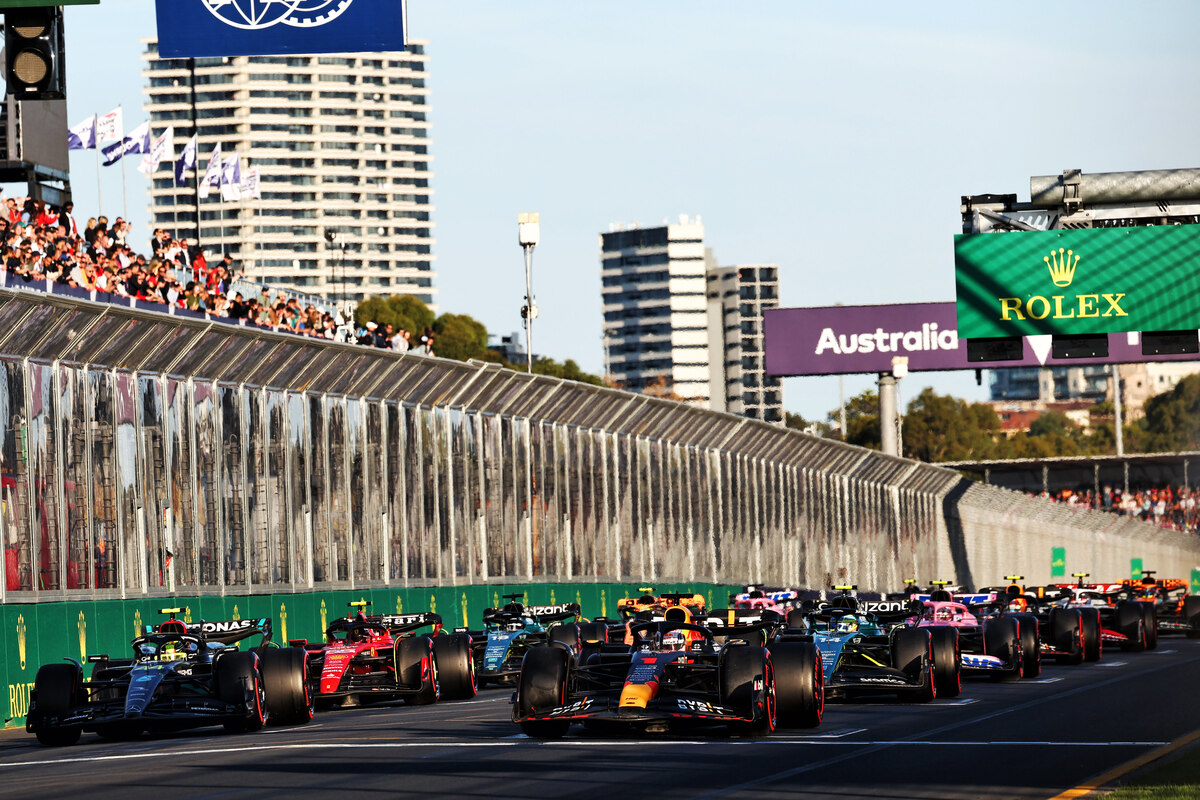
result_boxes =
[292,602,475,707]
[1121,572,1200,638]
[512,617,823,737]
[26,609,312,746]
[460,595,592,687]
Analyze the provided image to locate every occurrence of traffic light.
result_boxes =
[4,7,64,100]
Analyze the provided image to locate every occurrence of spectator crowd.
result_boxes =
[0,195,433,354]
[1039,485,1200,534]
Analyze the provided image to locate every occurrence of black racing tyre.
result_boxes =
[983,617,1023,681]
[548,624,580,653]
[927,627,961,698]
[517,646,569,738]
[32,663,83,746]
[1078,607,1102,662]
[891,628,935,702]
[432,633,477,701]
[1115,601,1147,653]
[1183,596,1200,638]
[576,622,608,646]
[785,609,807,630]
[1050,607,1084,665]
[396,635,439,706]
[261,647,314,726]
[216,652,266,733]
[1010,613,1041,679]
[767,641,823,728]
[1140,604,1158,650]
[720,645,777,735]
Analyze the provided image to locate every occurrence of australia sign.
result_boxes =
[155,0,408,58]
[955,225,1200,339]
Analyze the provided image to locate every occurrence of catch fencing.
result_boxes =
[0,286,1197,604]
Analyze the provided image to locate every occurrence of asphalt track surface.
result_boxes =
[3,641,1200,800]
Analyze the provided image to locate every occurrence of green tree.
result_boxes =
[902,387,1003,462]
[354,294,435,336]
[532,356,604,386]
[432,312,489,361]
[833,390,880,450]
[1138,373,1200,451]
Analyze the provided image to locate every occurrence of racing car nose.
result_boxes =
[619,683,654,709]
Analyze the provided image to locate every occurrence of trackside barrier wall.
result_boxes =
[0,288,1198,725]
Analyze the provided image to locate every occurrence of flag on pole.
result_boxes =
[220,153,242,202]
[96,107,123,142]
[137,126,175,176]
[101,121,151,166]
[198,142,223,199]
[239,166,261,200]
[175,133,198,186]
[68,115,97,151]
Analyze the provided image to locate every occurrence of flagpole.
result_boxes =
[95,123,102,216]
[189,58,201,250]
[117,104,128,222]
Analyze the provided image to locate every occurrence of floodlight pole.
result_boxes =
[1112,364,1124,456]
[879,374,898,457]
[518,212,540,373]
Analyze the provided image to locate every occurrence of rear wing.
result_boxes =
[369,612,443,635]
[731,588,800,604]
[481,602,580,625]
[185,618,273,646]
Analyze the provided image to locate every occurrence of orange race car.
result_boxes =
[1120,572,1200,638]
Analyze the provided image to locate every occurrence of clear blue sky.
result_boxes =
[30,0,1200,420]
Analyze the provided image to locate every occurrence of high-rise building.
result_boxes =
[600,217,711,404]
[599,219,784,420]
[140,39,435,306]
[707,264,783,422]
[989,366,1110,403]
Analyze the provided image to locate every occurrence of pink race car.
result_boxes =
[904,594,1033,688]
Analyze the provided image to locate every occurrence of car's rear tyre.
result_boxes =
[32,663,82,746]
[927,626,961,698]
[217,652,266,733]
[767,641,822,728]
[891,628,935,702]
[720,646,776,735]
[1140,604,1158,650]
[983,617,1023,681]
[1077,607,1102,662]
[1116,601,1147,652]
[1050,607,1084,665]
[517,646,569,738]
[433,633,477,701]
[397,635,439,706]
[261,647,314,726]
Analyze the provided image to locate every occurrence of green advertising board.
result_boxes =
[1131,558,1144,580]
[1191,569,1200,595]
[955,225,1200,338]
[1051,547,1066,577]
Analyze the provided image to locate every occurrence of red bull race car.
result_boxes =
[291,602,476,707]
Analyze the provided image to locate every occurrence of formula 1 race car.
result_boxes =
[26,609,312,746]
[730,587,802,616]
[616,587,707,620]
[460,595,589,687]
[1043,574,1159,652]
[291,602,475,708]
[512,618,823,737]
[902,582,1032,683]
[1121,572,1200,638]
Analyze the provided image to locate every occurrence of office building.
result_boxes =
[141,39,436,306]
[708,264,783,422]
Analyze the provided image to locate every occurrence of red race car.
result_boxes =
[291,602,476,708]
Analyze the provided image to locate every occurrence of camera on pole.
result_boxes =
[4,7,65,100]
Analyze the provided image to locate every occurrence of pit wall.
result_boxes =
[2,581,736,729]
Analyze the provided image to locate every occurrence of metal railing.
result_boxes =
[0,287,1197,601]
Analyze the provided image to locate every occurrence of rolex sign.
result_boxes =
[155,0,408,58]
[955,225,1200,338]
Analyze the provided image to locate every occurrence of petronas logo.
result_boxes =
[16,614,26,670]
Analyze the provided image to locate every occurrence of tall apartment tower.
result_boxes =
[141,40,436,306]
[600,217,711,404]
[707,264,784,422]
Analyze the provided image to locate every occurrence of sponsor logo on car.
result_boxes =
[549,698,592,716]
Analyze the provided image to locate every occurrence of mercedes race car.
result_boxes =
[460,595,590,687]
[512,618,823,737]
[26,609,313,746]
[291,602,476,707]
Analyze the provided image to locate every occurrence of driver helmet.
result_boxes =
[836,615,859,633]
[160,641,185,662]
[661,630,687,652]
[934,606,953,622]
[1007,597,1028,611]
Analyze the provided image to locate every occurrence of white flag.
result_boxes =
[96,107,123,142]
[175,133,198,186]
[198,143,223,200]
[220,153,242,202]
[68,115,97,151]
[239,166,262,200]
[137,126,175,176]
[101,120,151,166]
